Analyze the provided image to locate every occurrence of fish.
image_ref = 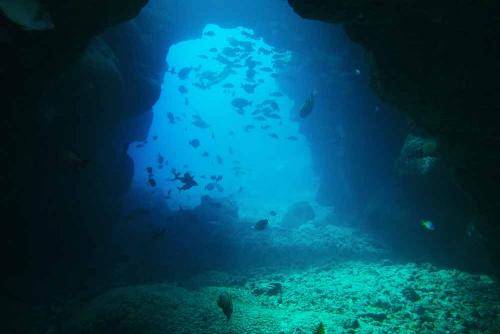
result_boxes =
[124,208,150,221]
[287,136,298,141]
[62,150,90,171]
[228,130,235,136]
[260,67,273,72]
[223,83,235,89]
[151,228,167,241]
[244,124,255,132]
[157,154,165,165]
[254,116,266,121]
[178,67,192,80]
[198,55,209,59]
[241,83,258,93]
[152,136,158,140]
[216,184,224,192]
[205,183,215,191]
[299,91,316,118]
[228,147,234,155]
[261,125,271,130]
[266,113,281,119]
[216,175,223,182]
[148,178,156,187]
[270,73,278,78]
[172,170,198,191]
[192,116,210,129]
[259,99,279,111]
[184,97,189,106]
[167,112,176,124]
[204,30,216,36]
[269,133,279,139]
[178,85,188,94]
[258,47,272,55]
[146,167,153,174]
[246,69,256,80]
[216,155,224,165]
[202,151,209,157]
[189,139,200,148]
[252,109,263,115]
[209,47,218,52]
[421,220,435,231]
[270,210,277,216]
[254,219,269,231]
[231,98,252,109]
[270,92,283,97]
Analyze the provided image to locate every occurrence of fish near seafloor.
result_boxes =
[217,292,233,320]
[62,150,90,171]
[421,220,435,231]
[254,219,269,231]
[299,91,316,118]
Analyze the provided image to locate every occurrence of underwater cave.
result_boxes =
[1,0,499,333]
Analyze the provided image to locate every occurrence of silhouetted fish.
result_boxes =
[189,139,200,148]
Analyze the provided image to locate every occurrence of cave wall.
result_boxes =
[1,2,173,327]
[288,0,500,264]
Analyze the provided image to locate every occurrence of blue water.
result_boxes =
[129,24,319,220]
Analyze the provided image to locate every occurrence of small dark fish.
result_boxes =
[135,143,144,148]
[167,112,176,124]
[178,67,192,80]
[205,183,215,191]
[158,154,164,165]
[269,133,279,139]
[148,178,156,187]
[198,55,209,59]
[267,113,281,119]
[244,124,255,132]
[146,166,153,174]
[261,125,271,130]
[202,151,209,157]
[189,139,200,148]
[241,83,258,94]
[236,109,245,115]
[216,155,224,165]
[228,130,235,135]
[246,69,256,80]
[62,150,90,171]
[209,47,218,52]
[151,228,167,241]
[216,184,224,192]
[270,91,283,97]
[260,99,280,111]
[254,219,269,231]
[124,208,150,221]
[258,47,272,55]
[270,73,278,78]
[205,31,216,36]
[287,136,298,141]
[270,210,277,216]
[260,67,273,72]
[152,136,158,141]
[231,98,252,109]
[192,116,210,129]
[254,116,266,121]
[210,175,217,181]
[252,109,263,115]
[223,83,235,89]
[216,175,223,182]
[178,85,188,94]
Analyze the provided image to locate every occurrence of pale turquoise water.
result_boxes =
[129,24,319,220]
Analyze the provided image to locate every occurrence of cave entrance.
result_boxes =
[128,24,318,219]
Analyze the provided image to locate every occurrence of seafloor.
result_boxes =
[56,260,499,334]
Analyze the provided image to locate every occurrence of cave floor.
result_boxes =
[59,260,499,334]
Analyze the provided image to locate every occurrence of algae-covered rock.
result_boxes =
[396,133,440,176]
[281,201,316,228]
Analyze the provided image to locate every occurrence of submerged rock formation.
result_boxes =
[288,0,500,263]
[1,2,171,330]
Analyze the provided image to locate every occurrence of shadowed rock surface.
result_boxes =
[288,0,500,262]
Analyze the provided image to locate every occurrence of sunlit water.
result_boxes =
[129,24,320,220]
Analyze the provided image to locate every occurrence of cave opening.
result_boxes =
[128,23,319,220]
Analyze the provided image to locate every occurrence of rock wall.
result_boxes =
[1,2,172,329]
[288,0,500,263]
